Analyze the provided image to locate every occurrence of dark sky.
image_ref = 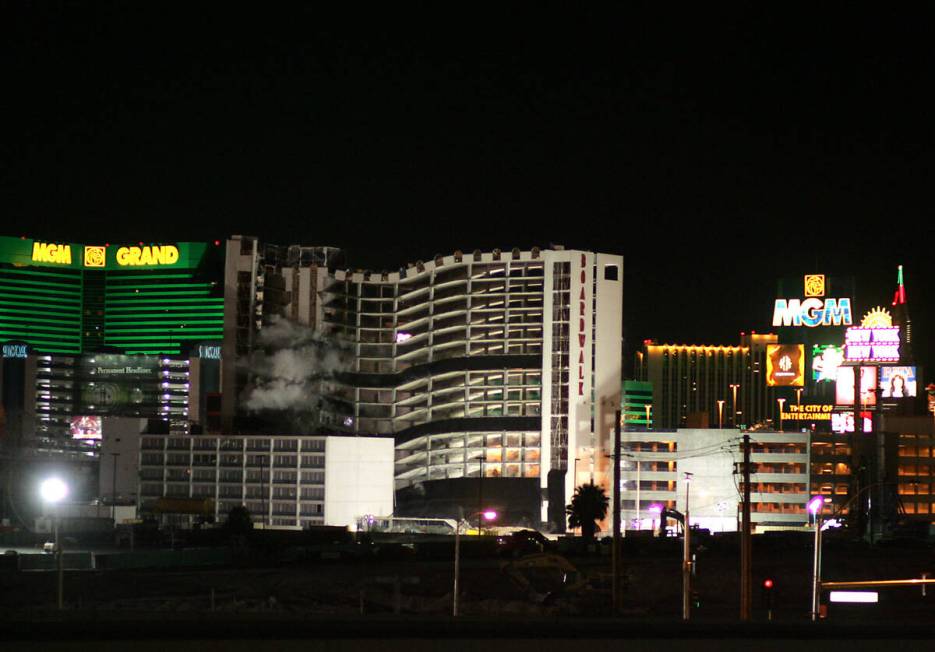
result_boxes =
[2,5,934,375]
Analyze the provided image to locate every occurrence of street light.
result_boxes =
[795,388,803,406]
[648,503,663,536]
[729,384,740,427]
[808,495,825,621]
[454,505,496,616]
[777,398,786,432]
[40,477,68,610]
[717,400,725,429]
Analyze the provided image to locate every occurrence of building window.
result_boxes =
[604,265,619,281]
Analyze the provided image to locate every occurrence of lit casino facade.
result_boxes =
[0,236,224,453]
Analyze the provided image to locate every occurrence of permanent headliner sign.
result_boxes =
[844,327,900,362]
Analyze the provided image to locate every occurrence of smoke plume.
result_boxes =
[241,315,351,424]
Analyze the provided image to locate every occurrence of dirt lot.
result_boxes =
[1,533,933,622]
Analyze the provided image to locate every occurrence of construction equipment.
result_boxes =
[500,552,590,604]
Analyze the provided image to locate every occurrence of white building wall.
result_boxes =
[99,417,147,503]
[675,429,741,533]
[324,436,395,529]
[621,429,811,534]
[594,252,624,526]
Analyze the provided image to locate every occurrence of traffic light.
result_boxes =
[762,578,775,619]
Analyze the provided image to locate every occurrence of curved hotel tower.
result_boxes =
[224,240,623,529]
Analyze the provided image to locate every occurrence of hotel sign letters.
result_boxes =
[115,244,180,266]
[578,253,587,397]
[31,242,72,265]
[772,274,853,328]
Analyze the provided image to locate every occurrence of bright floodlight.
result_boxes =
[40,477,68,503]
[648,503,664,514]
[482,510,497,521]
[807,496,824,516]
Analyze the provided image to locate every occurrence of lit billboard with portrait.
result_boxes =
[835,367,877,407]
[766,344,804,387]
[880,366,917,398]
[69,415,102,440]
[812,344,844,383]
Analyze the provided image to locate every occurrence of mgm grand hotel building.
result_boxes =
[0,236,224,507]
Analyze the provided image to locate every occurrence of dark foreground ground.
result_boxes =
[2,531,933,648]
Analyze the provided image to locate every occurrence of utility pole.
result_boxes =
[740,433,752,620]
[612,409,621,615]
[682,472,693,620]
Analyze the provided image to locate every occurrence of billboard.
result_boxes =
[77,354,168,416]
[844,326,900,362]
[879,366,917,398]
[812,344,844,383]
[70,416,102,440]
[835,367,877,407]
[831,411,873,434]
[766,344,805,387]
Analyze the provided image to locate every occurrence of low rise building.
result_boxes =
[618,428,810,533]
[138,433,394,529]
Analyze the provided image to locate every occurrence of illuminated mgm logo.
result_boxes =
[772,298,853,328]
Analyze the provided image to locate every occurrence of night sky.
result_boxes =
[3,6,934,375]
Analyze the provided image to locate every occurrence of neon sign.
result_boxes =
[781,404,833,421]
[31,242,72,265]
[2,343,28,358]
[844,327,900,362]
[116,245,180,266]
[772,298,853,328]
[198,344,221,360]
[83,245,106,267]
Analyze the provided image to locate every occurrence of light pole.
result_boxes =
[40,477,68,610]
[110,452,119,522]
[454,507,495,616]
[776,398,786,432]
[808,495,824,621]
[717,400,725,429]
[477,453,487,533]
[453,506,463,616]
[729,383,740,427]
[682,471,693,621]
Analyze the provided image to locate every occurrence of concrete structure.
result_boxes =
[619,428,811,532]
[138,433,393,529]
[635,334,777,430]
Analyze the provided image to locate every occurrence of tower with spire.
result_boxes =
[892,264,912,363]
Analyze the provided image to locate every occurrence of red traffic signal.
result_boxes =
[763,579,774,589]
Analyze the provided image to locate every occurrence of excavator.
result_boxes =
[498,530,612,605]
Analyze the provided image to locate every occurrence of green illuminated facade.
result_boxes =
[623,380,653,428]
[0,237,224,355]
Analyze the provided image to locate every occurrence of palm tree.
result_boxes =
[566,482,609,539]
